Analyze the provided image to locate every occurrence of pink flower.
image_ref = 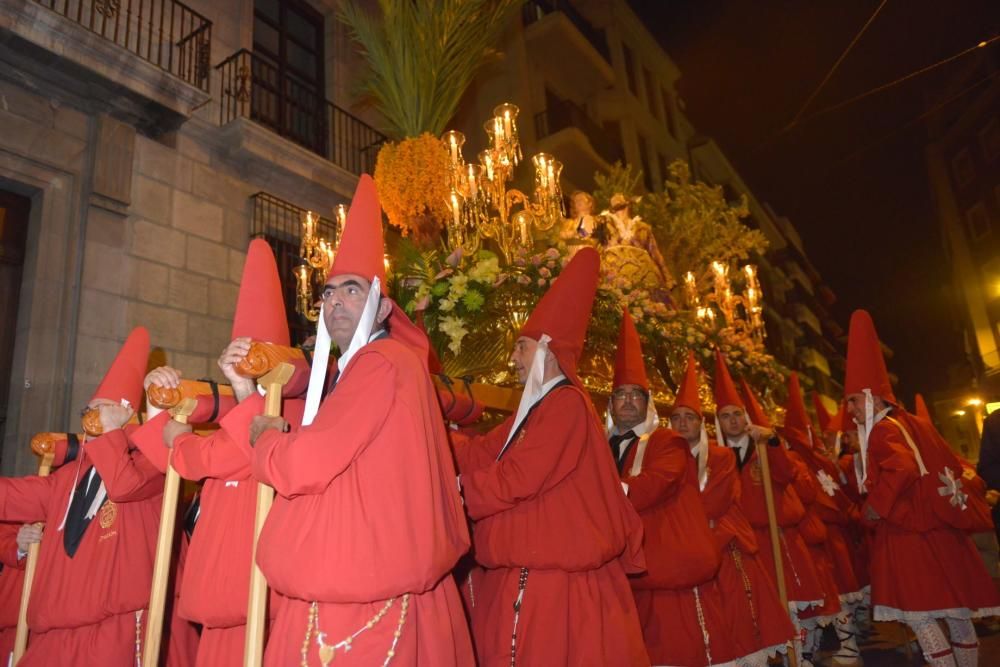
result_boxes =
[539,267,551,278]
[517,275,531,285]
[537,278,547,287]
[445,248,463,267]
[545,248,560,259]
[531,254,543,266]
[434,268,453,280]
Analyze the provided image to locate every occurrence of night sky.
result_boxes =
[629,0,1000,402]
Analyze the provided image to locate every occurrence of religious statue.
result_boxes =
[559,191,610,251]
[601,193,674,290]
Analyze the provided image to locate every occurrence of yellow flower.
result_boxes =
[374,134,451,238]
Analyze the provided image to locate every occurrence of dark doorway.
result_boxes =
[0,190,30,467]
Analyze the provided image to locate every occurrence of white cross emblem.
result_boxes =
[817,469,838,497]
[937,466,968,510]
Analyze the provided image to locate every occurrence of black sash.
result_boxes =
[609,431,637,473]
[496,379,571,461]
[183,493,201,539]
[63,467,106,558]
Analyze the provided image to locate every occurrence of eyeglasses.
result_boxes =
[611,390,646,404]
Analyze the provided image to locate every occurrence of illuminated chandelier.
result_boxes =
[442,103,565,263]
[684,262,766,345]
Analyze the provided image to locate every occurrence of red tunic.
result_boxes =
[837,453,870,591]
[699,443,794,661]
[730,440,825,610]
[132,405,300,667]
[229,338,473,666]
[0,426,163,666]
[620,429,732,666]
[0,522,25,662]
[454,384,648,666]
[863,413,1000,620]
[787,453,842,626]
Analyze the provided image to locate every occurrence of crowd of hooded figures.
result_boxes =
[0,175,997,667]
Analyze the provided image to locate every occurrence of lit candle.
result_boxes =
[467,164,478,198]
[493,117,503,150]
[451,191,461,227]
[335,204,347,229]
[547,163,556,195]
[503,109,512,140]
[519,217,529,245]
[304,211,316,239]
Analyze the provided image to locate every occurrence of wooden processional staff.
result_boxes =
[754,436,798,667]
[142,397,197,665]
[12,437,57,664]
[244,362,295,667]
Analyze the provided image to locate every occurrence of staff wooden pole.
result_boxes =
[244,362,295,667]
[754,438,798,667]
[12,449,55,664]
[142,398,197,666]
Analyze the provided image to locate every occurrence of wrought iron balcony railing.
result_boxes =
[217,49,386,177]
[32,0,212,91]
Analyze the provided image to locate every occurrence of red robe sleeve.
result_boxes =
[130,411,171,473]
[460,388,585,521]
[864,423,920,520]
[765,442,797,484]
[0,525,23,569]
[86,427,164,502]
[452,416,513,474]
[622,433,686,512]
[171,428,251,482]
[0,474,55,523]
[252,352,395,498]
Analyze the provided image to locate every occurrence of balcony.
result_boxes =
[522,0,614,95]
[217,49,385,179]
[0,0,212,129]
[534,95,623,188]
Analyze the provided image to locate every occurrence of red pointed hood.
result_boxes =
[613,308,649,390]
[782,373,811,448]
[329,174,387,291]
[232,239,290,345]
[713,350,744,412]
[672,350,703,417]
[914,393,932,422]
[831,403,849,433]
[520,247,600,387]
[812,391,834,433]
[92,327,150,409]
[739,378,772,429]
[844,309,896,403]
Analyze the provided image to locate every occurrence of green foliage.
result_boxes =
[594,160,769,282]
[338,0,520,139]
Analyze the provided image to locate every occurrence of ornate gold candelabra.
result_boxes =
[294,208,342,322]
[442,103,565,263]
[684,262,766,345]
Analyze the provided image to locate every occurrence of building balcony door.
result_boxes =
[0,191,30,467]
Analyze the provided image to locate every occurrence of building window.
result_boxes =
[661,87,677,140]
[644,67,657,117]
[981,118,1000,162]
[967,201,991,241]
[622,46,639,99]
[637,138,653,191]
[253,0,326,153]
[952,147,975,188]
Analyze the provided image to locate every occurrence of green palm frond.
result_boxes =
[339,0,519,140]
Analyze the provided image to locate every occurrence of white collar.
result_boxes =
[500,335,556,453]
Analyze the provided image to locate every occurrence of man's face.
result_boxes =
[718,405,748,439]
[610,384,648,431]
[510,336,539,384]
[571,193,593,218]
[841,428,860,454]
[845,393,874,425]
[321,274,387,350]
[669,406,702,443]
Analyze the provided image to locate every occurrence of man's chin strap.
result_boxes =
[301,276,381,427]
[696,423,709,490]
[503,334,552,451]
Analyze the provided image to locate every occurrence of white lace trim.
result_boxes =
[838,589,866,606]
[799,612,840,629]
[790,598,825,611]
[873,604,1000,622]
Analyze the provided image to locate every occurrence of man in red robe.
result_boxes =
[225,175,473,665]
[0,523,34,661]
[782,374,862,666]
[131,238,292,666]
[609,311,732,666]
[0,327,164,665]
[671,350,794,666]
[845,310,1000,667]
[453,247,648,666]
